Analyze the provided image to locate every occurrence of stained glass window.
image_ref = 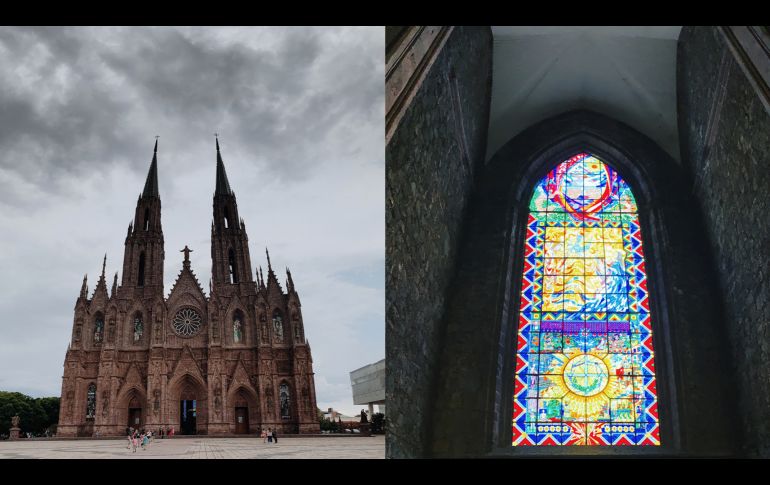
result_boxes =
[280,383,291,419]
[86,383,96,419]
[512,153,659,447]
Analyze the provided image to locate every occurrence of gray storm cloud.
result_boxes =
[0,26,384,417]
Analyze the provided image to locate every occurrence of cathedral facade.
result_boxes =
[57,139,320,437]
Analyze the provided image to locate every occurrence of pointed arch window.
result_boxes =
[272,310,284,343]
[86,383,96,419]
[512,153,659,447]
[280,382,291,419]
[133,313,143,342]
[93,314,104,344]
[138,252,146,287]
[144,208,150,231]
[233,310,243,343]
[228,248,238,284]
[224,206,230,229]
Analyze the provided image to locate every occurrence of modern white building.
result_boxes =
[350,359,386,418]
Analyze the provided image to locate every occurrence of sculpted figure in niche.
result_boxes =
[265,386,274,414]
[155,314,162,342]
[233,317,242,343]
[102,391,109,417]
[75,326,82,340]
[94,318,104,343]
[272,313,284,343]
[108,323,115,342]
[134,316,143,341]
[214,388,222,415]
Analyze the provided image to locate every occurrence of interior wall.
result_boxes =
[386,26,493,458]
[678,26,770,457]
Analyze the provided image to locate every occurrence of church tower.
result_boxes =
[210,137,254,291]
[121,139,165,299]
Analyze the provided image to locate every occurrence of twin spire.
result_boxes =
[141,136,233,199]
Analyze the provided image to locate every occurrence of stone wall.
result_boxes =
[678,26,770,457]
[427,110,737,457]
[385,26,493,458]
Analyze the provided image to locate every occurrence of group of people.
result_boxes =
[125,428,153,453]
[260,428,279,443]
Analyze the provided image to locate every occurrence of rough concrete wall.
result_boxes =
[679,26,770,457]
[386,26,493,458]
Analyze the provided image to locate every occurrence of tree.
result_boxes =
[0,392,61,437]
[36,397,60,434]
[371,412,386,434]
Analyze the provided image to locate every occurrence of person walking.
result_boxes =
[126,433,132,450]
[260,429,267,443]
[131,434,138,453]
[273,429,278,444]
[267,428,273,443]
[141,432,149,450]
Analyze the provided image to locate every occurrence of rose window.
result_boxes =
[173,308,202,337]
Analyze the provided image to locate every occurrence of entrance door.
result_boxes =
[128,408,142,428]
[235,407,249,434]
[180,400,197,435]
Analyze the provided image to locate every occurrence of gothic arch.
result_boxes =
[278,379,294,420]
[224,297,247,345]
[167,373,209,433]
[115,385,147,428]
[92,311,105,347]
[427,110,737,457]
[271,308,285,344]
[226,384,261,432]
[124,301,148,347]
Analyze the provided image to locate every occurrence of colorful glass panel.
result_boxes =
[513,153,659,447]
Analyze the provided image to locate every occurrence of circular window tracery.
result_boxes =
[172,308,202,337]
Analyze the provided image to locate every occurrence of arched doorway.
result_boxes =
[127,394,143,429]
[228,386,260,435]
[169,374,208,435]
[179,386,198,435]
[234,393,249,434]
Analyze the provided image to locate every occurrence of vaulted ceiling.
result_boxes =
[487,26,682,161]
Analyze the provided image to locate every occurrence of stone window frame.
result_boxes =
[427,110,736,457]
[495,135,677,456]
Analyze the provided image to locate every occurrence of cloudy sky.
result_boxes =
[0,26,384,417]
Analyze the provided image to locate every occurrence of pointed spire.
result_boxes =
[286,267,294,292]
[215,135,233,196]
[111,272,118,297]
[265,248,281,291]
[258,265,265,289]
[127,221,133,237]
[80,274,88,299]
[142,138,160,198]
[101,253,107,280]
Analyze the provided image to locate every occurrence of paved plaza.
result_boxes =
[0,436,384,459]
